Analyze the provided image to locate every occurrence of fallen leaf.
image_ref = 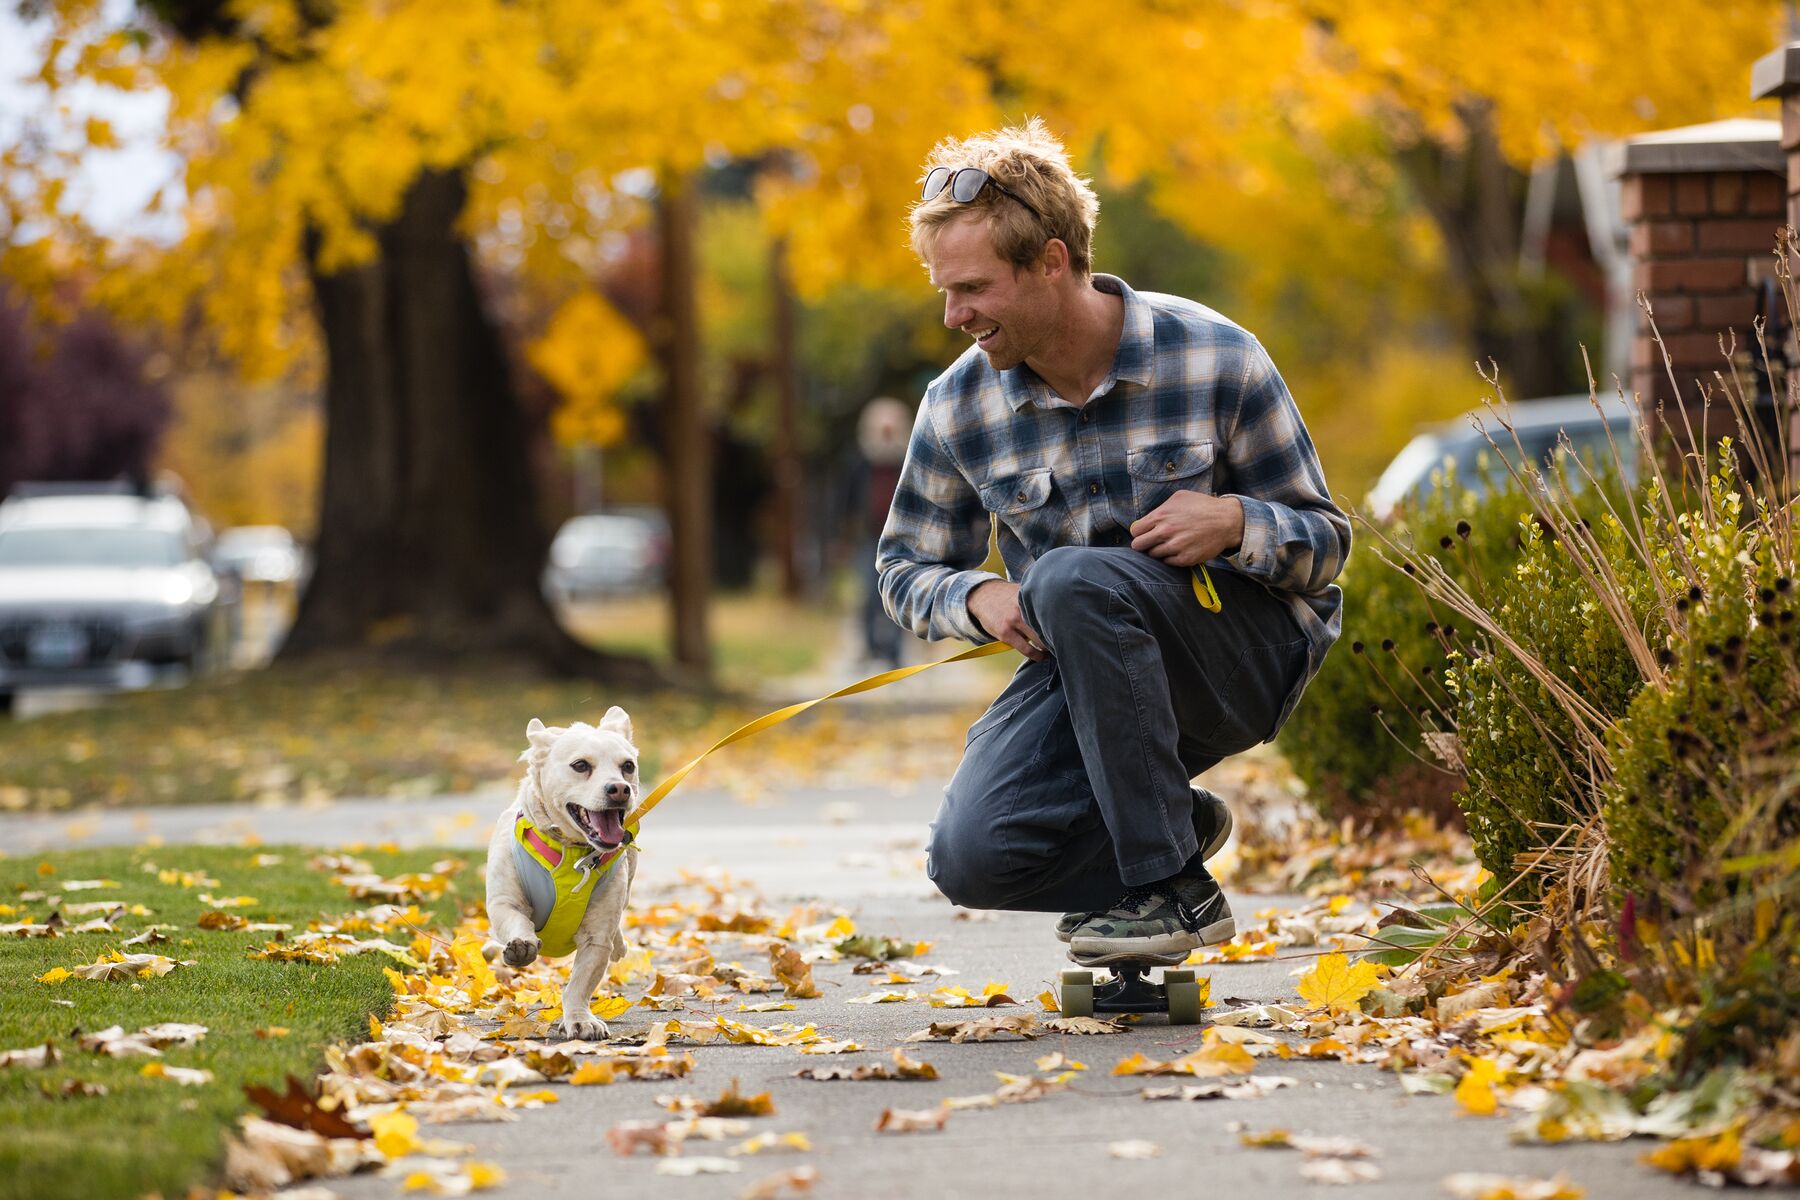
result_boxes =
[795,1050,938,1082]
[873,1107,948,1133]
[797,1040,861,1055]
[902,1014,1040,1043]
[739,1165,819,1199]
[245,1075,368,1139]
[655,1157,741,1176]
[1141,1076,1298,1101]
[1041,1016,1124,1035]
[0,1041,59,1069]
[140,1062,213,1086]
[1442,1173,1588,1200]
[35,968,71,985]
[1295,952,1381,1014]
[606,1120,679,1157]
[847,990,918,1005]
[728,1131,812,1156]
[1108,1140,1162,1159]
[769,943,820,999]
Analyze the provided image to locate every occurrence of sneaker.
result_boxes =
[1168,864,1237,947]
[1067,885,1198,962]
[1052,791,1232,945]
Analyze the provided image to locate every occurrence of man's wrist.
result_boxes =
[1222,496,1246,556]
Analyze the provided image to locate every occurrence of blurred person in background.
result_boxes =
[878,120,1349,963]
[854,397,910,669]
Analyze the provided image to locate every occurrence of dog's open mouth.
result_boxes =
[568,804,627,849]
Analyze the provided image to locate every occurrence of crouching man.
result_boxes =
[877,120,1350,962]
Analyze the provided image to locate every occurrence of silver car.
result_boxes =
[0,489,233,709]
[542,512,669,604]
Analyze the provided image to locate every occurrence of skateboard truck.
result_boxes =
[1059,964,1205,1024]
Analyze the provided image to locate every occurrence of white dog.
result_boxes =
[485,708,640,1040]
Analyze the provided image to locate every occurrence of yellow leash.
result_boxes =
[625,564,1221,827]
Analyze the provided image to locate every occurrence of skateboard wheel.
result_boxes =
[1060,969,1094,1018]
[1166,978,1203,1025]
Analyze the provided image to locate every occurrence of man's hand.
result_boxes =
[1129,492,1245,568]
[967,580,1049,662]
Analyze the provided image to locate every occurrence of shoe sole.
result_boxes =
[1053,794,1234,944]
[1068,913,1237,966]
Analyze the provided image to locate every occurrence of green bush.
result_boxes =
[1604,475,1800,907]
[1282,455,1626,825]
[1445,508,1649,885]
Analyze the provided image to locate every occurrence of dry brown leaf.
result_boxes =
[0,1041,59,1069]
[794,1049,938,1082]
[605,1120,680,1157]
[1041,1016,1124,1035]
[739,1165,819,1199]
[768,943,820,999]
[902,1014,1040,1043]
[873,1107,949,1133]
[244,1075,368,1140]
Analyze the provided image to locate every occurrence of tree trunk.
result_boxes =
[656,174,712,677]
[281,168,650,681]
[1396,104,1587,399]
[769,237,805,600]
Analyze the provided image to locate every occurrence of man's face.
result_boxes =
[928,216,1053,371]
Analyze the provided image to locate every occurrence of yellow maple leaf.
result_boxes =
[592,995,632,1020]
[1036,989,1059,1012]
[569,1060,617,1085]
[1454,1057,1502,1117]
[1111,1052,1161,1077]
[371,1110,423,1158]
[1295,952,1379,1013]
[35,967,70,985]
[466,1162,507,1190]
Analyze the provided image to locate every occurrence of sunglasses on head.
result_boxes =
[921,166,1047,227]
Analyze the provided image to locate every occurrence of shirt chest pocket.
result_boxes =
[1127,441,1216,520]
[978,468,1065,546]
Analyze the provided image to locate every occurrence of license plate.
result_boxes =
[27,624,88,668]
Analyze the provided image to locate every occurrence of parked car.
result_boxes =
[542,511,669,604]
[1365,393,1642,520]
[214,525,309,586]
[0,487,236,709]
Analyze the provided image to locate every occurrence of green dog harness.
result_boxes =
[510,811,637,958]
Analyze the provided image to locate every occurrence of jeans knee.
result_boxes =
[925,818,1013,910]
[1019,546,1108,632]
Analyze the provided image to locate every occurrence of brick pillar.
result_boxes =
[1752,43,1800,480]
[1616,120,1783,458]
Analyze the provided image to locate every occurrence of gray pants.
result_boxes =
[926,547,1309,914]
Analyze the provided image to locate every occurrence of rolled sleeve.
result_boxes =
[875,401,1004,643]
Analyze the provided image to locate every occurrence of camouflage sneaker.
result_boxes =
[1067,886,1199,963]
[1167,865,1237,947]
[1054,792,1232,945]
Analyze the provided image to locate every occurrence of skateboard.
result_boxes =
[1057,949,1205,1024]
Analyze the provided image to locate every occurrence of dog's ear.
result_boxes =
[598,706,633,743]
[521,718,562,763]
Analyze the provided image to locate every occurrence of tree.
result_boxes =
[5,0,1782,676]
[0,290,171,496]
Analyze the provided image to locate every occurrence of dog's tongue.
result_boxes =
[593,809,626,847]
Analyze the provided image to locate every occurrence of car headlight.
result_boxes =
[162,577,195,606]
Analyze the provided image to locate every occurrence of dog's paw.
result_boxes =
[553,1014,609,1042]
[502,937,540,968]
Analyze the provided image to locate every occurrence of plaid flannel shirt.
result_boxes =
[876,274,1349,727]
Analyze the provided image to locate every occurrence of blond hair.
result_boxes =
[908,118,1100,277]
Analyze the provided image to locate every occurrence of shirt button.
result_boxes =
[1088,481,1101,496]
[1165,461,1177,473]
[1016,491,1027,502]
[1080,410,1091,423]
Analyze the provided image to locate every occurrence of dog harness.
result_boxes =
[510,811,637,957]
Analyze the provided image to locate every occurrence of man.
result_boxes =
[876,120,1349,963]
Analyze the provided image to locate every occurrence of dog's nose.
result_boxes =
[604,781,630,803]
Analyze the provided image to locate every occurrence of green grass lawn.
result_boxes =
[0,845,472,1200]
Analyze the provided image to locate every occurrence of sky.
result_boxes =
[1,3,183,241]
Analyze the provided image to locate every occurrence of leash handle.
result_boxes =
[1192,565,1222,612]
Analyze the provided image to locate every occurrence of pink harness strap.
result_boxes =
[523,824,563,867]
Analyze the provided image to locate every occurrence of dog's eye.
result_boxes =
[621,760,636,775]
[570,759,592,774]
